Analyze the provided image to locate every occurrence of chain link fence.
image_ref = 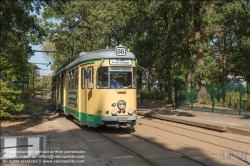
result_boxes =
[174,83,250,115]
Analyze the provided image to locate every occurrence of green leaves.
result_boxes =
[35,0,250,101]
[0,0,53,117]
[0,80,24,118]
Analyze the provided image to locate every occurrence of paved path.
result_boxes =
[137,104,250,137]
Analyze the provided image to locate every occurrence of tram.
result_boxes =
[51,45,137,128]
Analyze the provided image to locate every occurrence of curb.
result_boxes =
[227,127,250,137]
[137,111,250,137]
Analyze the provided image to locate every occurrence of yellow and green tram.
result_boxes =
[51,45,137,128]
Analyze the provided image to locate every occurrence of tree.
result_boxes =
[35,75,52,95]
[0,0,63,118]
[39,0,250,104]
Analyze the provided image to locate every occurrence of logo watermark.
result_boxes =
[219,147,249,164]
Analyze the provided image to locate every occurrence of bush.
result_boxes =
[242,94,250,111]
[178,83,250,111]
[200,94,212,104]
[0,80,26,120]
[141,91,167,100]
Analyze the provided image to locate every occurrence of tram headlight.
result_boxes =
[128,108,133,115]
[112,109,117,116]
[117,100,126,110]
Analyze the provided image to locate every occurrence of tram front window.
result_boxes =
[97,67,136,89]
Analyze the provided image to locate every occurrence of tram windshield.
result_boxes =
[97,67,136,89]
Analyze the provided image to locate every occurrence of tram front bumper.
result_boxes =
[101,116,137,128]
[101,115,136,122]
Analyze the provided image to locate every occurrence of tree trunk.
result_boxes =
[167,71,173,104]
[193,3,207,103]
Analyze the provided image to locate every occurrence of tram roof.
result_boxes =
[53,48,136,78]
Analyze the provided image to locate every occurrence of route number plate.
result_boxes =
[115,46,126,56]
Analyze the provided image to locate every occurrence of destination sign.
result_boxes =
[109,59,132,65]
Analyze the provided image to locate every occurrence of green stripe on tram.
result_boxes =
[64,106,104,126]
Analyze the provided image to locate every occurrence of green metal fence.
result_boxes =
[174,83,250,115]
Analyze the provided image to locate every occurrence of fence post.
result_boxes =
[247,83,249,112]
[239,84,242,115]
[212,84,214,112]
[191,86,193,110]
[185,82,188,103]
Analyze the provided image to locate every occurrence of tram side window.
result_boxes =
[71,70,74,89]
[61,75,64,88]
[87,67,94,89]
[68,70,73,90]
[57,77,60,88]
[52,79,56,99]
[68,72,70,90]
[56,77,60,98]
[56,78,59,91]
[75,67,78,89]
[64,74,67,89]
[81,68,85,89]
[96,67,108,88]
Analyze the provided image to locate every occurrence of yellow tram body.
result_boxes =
[52,45,137,128]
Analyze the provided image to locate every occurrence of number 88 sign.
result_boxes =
[115,46,126,56]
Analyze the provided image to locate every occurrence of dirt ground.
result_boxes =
[1,99,169,135]
[0,101,111,166]
[1,99,248,166]
[1,99,172,135]
[1,101,58,135]
[0,99,168,166]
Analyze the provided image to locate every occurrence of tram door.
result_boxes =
[85,67,94,125]
[79,67,87,123]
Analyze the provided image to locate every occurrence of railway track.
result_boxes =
[94,127,209,166]
[140,116,250,146]
[94,128,159,166]
[134,116,250,166]
[91,115,250,166]
[61,109,250,166]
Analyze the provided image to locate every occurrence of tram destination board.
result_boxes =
[109,59,132,65]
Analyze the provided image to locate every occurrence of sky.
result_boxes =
[29,6,53,76]
[29,45,52,76]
